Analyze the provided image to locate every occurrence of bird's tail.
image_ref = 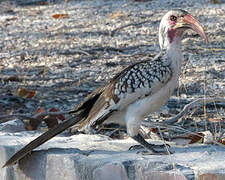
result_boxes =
[2,111,85,168]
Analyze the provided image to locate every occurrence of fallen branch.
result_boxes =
[58,49,92,56]
[0,75,76,83]
[0,110,71,124]
[164,97,225,125]
[0,114,37,123]
[110,20,153,36]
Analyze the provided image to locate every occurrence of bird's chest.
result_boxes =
[135,73,178,118]
[133,60,181,118]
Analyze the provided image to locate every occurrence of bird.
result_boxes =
[3,9,208,167]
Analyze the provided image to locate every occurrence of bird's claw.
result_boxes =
[129,143,170,151]
[137,149,173,155]
[129,145,144,151]
[129,144,172,155]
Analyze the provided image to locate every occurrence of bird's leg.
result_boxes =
[125,110,171,154]
[130,133,171,155]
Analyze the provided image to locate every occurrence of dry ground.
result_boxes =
[0,0,224,137]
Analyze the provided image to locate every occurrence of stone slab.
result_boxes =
[0,131,225,180]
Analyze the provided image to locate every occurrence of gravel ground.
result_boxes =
[0,0,224,133]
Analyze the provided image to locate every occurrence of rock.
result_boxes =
[0,132,225,180]
[0,119,26,133]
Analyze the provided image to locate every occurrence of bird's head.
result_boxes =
[159,9,208,49]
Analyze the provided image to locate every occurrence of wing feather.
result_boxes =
[78,53,173,130]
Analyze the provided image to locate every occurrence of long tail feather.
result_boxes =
[3,113,84,167]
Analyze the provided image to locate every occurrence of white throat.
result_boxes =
[167,41,183,71]
[159,25,184,72]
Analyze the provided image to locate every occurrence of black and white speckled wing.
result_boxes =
[79,52,173,131]
[113,54,172,102]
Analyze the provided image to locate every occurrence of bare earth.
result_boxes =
[0,0,224,132]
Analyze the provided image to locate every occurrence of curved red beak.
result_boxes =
[183,13,209,43]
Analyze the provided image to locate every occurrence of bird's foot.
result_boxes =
[129,143,169,151]
[137,148,173,155]
[130,134,173,155]
[129,145,144,150]
[129,144,172,155]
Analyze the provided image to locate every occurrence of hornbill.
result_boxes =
[3,9,208,167]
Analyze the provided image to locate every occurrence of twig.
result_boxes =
[142,121,225,147]
[0,114,37,123]
[203,64,208,130]
[110,20,152,37]
[164,97,225,125]
[216,130,225,141]
[142,121,188,133]
[59,44,153,57]
[0,75,77,83]
[33,110,71,119]
[156,126,175,168]
[0,110,71,124]
[58,49,92,56]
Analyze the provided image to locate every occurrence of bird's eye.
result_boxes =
[170,15,177,22]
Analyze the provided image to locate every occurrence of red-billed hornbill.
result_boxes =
[3,9,208,167]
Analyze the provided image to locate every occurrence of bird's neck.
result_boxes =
[159,28,183,51]
[159,28,184,69]
[159,30,183,78]
[166,41,183,70]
